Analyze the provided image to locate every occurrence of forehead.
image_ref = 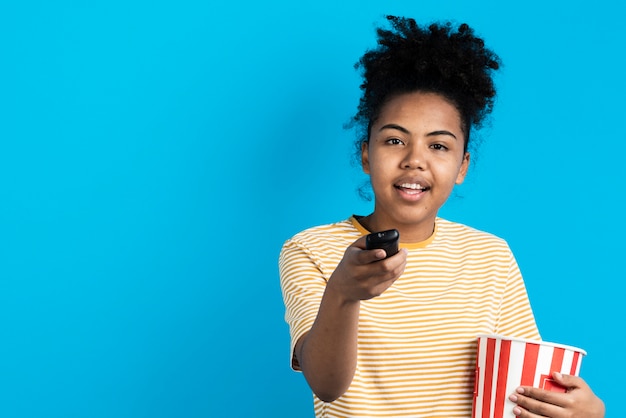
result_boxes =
[376,91,463,129]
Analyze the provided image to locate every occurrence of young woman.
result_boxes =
[279,16,605,418]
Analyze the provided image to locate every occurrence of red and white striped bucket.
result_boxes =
[472,334,586,418]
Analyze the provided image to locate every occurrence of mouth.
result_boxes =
[395,182,429,195]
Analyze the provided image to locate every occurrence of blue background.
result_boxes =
[1,1,624,417]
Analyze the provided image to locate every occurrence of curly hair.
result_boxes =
[350,16,501,157]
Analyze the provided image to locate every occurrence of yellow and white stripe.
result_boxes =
[279,217,540,417]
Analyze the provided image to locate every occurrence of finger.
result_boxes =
[376,248,408,272]
[361,245,407,265]
[511,405,547,418]
[510,388,560,417]
[511,405,546,418]
[551,372,585,390]
[365,250,407,286]
[361,247,388,263]
[512,386,568,409]
[343,241,386,265]
[346,236,388,264]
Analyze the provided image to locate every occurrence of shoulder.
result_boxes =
[282,218,360,253]
[279,219,360,275]
[435,218,511,252]
[290,219,356,239]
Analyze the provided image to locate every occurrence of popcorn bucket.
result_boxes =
[472,334,586,418]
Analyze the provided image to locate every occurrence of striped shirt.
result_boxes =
[279,216,540,417]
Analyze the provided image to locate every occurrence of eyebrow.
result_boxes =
[379,124,458,140]
[379,123,411,134]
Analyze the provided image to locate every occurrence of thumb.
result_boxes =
[348,235,387,263]
[552,372,585,390]
[351,234,369,250]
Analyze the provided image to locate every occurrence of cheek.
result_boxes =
[365,160,391,191]
[435,162,464,184]
[368,157,391,179]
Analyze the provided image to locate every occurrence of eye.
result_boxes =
[385,138,405,145]
[430,143,448,151]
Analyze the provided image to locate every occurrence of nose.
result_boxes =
[401,143,425,170]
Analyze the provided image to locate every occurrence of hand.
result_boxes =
[509,372,605,418]
[327,235,407,302]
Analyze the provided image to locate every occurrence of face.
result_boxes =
[361,91,470,240]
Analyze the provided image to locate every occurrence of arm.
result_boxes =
[293,288,359,402]
[510,372,605,418]
[295,236,407,402]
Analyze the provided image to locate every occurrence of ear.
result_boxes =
[455,152,470,185]
[361,141,371,174]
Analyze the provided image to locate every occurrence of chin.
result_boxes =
[393,212,437,227]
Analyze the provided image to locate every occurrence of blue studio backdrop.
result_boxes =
[1,1,624,417]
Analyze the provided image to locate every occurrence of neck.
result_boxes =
[359,213,436,243]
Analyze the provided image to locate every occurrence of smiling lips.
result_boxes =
[396,182,428,195]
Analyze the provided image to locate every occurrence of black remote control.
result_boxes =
[365,229,400,258]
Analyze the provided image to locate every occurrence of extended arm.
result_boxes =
[295,237,407,402]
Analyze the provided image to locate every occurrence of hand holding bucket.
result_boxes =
[472,334,586,418]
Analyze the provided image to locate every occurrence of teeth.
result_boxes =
[400,183,424,190]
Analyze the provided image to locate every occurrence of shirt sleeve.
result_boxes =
[278,238,329,371]
[495,248,541,340]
